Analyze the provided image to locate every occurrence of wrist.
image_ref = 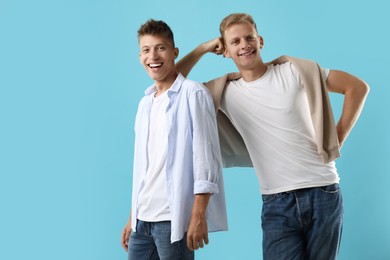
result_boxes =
[192,193,211,216]
[198,43,211,55]
[192,206,207,216]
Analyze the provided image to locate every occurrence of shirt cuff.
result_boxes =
[194,180,219,194]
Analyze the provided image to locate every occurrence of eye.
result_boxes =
[157,45,166,51]
[141,48,149,54]
[231,39,239,45]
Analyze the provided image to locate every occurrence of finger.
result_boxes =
[121,229,126,248]
[125,230,131,241]
[121,238,127,251]
[203,234,209,245]
[121,237,128,251]
[121,229,131,252]
[198,238,204,248]
[193,238,199,250]
[125,233,129,246]
[121,242,128,252]
[125,232,131,252]
[187,234,194,251]
[214,46,224,55]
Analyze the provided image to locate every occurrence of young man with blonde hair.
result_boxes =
[177,13,369,260]
[121,19,227,260]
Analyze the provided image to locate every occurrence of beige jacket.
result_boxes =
[204,55,340,167]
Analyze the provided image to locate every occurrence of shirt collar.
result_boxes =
[144,73,185,96]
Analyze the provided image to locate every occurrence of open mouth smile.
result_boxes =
[238,50,256,57]
[148,63,163,68]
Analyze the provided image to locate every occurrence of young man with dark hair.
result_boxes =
[120,19,227,260]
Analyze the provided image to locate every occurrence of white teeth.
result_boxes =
[149,63,163,68]
[239,50,255,56]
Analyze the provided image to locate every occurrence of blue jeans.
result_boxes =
[261,184,343,260]
[128,220,194,260]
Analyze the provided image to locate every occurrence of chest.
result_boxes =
[223,78,310,123]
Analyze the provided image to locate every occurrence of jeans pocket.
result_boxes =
[319,183,340,194]
[262,194,278,203]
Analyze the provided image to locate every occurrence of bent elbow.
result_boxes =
[353,78,370,98]
[364,81,370,95]
[360,80,370,97]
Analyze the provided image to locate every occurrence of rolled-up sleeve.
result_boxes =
[189,87,223,195]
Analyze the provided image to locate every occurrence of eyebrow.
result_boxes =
[141,43,167,49]
[229,37,240,43]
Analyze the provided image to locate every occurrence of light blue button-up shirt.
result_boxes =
[131,74,228,243]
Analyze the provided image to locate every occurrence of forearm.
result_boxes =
[326,70,370,148]
[336,81,370,147]
[176,37,224,78]
[176,44,209,77]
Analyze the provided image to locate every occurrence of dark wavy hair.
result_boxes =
[137,19,175,47]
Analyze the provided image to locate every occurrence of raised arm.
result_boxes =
[176,37,224,77]
[326,70,370,148]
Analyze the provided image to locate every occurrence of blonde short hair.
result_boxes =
[219,13,258,42]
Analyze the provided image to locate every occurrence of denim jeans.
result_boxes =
[261,184,343,260]
[128,220,194,260]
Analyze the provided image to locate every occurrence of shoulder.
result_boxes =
[269,61,298,78]
[270,55,319,72]
[272,61,293,70]
[139,94,149,104]
[183,77,205,89]
[283,56,329,79]
[137,94,151,110]
[182,77,209,95]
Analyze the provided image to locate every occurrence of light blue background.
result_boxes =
[1,0,389,259]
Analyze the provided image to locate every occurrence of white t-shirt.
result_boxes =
[137,91,171,221]
[220,62,339,195]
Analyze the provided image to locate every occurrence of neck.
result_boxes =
[240,62,268,82]
[155,72,178,96]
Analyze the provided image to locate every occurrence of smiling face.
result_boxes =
[223,22,264,71]
[139,34,178,87]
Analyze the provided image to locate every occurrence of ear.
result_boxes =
[224,47,231,58]
[259,35,264,49]
[174,47,179,59]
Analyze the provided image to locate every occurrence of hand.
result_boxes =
[186,211,209,251]
[201,37,224,55]
[121,221,132,252]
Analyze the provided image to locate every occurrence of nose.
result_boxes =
[240,39,250,49]
[150,49,159,59]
